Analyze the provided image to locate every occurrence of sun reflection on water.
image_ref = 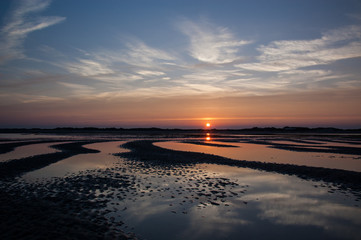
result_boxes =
[205,132,211,141]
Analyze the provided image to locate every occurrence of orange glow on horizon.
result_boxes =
[1,88,360,129]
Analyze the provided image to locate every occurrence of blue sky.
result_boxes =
[0,0,361,128]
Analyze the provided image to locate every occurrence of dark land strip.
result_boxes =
[0,141,103,179]
[117,140,361,195]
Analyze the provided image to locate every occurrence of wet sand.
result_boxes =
[118,140,361,197]
[1,133,361,239]
[0,169,135,239]
[0,139,135,239]
[0,141,102,179]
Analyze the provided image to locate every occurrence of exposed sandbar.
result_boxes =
[185,139,361,155]
[117,140,361,194]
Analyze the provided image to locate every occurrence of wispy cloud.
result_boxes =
[58,39,178,91]
[0,0,65,64]
[0,92,64,104]
[65,59,114,77]
[180,69,248,84]
[182,83,226,94]
[91,73,144,83]
[92,39,176,69]
[137,70,165,76]
[21,95,64,103]
[123,40,175,66]
[178,19,252,64]
[236,25,361,72]
[58,82,95,96]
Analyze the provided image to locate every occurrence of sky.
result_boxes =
[0,0,361,129]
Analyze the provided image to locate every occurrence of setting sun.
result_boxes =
[206,123,211,128]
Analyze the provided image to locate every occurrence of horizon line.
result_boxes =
[1,126,361,131]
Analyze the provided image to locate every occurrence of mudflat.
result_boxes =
[1,131,361,239]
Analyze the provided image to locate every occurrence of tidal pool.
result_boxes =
[155,140,361,172]
[22,141,128,180]
[0,142,61,162]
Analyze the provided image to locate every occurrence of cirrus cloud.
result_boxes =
[236,25,361,72]
[178,19,252,64]
[0,0,66,64]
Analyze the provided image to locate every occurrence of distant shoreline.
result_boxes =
[1,126,361,134]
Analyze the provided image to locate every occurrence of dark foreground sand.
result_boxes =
[0,190,123,240]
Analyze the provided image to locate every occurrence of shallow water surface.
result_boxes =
[22,141,128,180]
[155,141,361,172]
[106,161,361,240]
[0,142,61,162]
